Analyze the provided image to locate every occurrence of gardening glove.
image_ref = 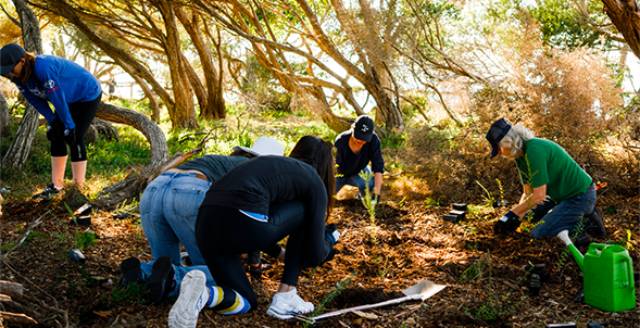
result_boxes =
[325,224,340,245]
[63,128,76,145]
[493,211,520,235]
[371,193,380,207]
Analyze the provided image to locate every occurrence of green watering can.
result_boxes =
[557,230,636,312]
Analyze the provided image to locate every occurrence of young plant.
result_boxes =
[359,170,378,242]
[475,180,495,208]
[302,277,352,328]
[359,170,376,226]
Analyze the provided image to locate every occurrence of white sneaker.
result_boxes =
[266,288,314,320]
[168,270,208,328]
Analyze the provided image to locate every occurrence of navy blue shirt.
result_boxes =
[177,155,247,182]
[14,55,102,129]
[334,130,384,177]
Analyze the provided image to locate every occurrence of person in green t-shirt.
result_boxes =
[485,118,605,239]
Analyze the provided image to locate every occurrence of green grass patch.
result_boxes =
[75,230,98,250]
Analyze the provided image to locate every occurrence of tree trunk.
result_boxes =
[293,87,351,132]
[177,9,226,119]
[2,0,42,169]
[156,0,197,129]
[39,0,177,120]
[93,102,168,209]
[0,91,9,137]
[95,103,167,166]
[602,0,640,59]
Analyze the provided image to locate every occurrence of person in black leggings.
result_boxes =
[0,43,102,197]
[168,136,339,327]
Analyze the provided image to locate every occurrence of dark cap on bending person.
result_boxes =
[352,115,374,142]
[485,117,512,158]
[0,44,26,76]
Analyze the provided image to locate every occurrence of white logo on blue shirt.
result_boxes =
[44,79,56,89]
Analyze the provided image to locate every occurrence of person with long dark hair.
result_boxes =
[0,43,102,197]
[168,136,339,327]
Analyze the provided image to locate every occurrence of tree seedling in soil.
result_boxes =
[359,170,378,242]
[75,230,98,250]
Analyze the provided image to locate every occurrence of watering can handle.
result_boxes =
[626,258,634,288]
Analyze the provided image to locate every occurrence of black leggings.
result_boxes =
[196,202,308,309]
[50,94,101,161]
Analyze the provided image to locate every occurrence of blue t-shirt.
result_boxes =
[334,130,384,177]
[14,55,102,129]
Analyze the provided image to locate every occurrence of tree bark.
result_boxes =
[601,0,640,59]
[95,103,167,166]
[93,102,168,209]
[176,9,226,119]
[38,0,177,122]
[155,0,197,129]
[2,0,42,169]
[0,91,9,137]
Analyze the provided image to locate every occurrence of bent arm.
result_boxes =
[512,184,547,217]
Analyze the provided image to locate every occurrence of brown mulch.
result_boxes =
[0,191,638,327]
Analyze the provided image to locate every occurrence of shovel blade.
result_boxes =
[402,279,447,301]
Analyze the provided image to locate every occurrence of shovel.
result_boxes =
[294,279,446,324]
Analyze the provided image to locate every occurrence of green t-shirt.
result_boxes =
[516,138,592,202]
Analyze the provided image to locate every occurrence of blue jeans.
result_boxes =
[140,171,211,266]
[336,167,375,196]
[531,185,596,239]
[140,261,215,298]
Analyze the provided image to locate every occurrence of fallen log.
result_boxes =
[0,280,23,298]
[0,311,38,326]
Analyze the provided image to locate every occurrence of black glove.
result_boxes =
[494,211,520,235]
[325,224,340,246]
[63,128,76,145]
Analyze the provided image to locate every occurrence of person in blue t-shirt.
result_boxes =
[0,44,102,198]
[334,115,385,204]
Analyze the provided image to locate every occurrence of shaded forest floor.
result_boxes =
[0,180,638,328]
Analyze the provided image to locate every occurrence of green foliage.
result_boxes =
[380,131,406,149]
[460,256,490,282]
[530,0,608,49]
[0,241,16,253]
[303,277,352,328]
[88,127,150,178]
[75,230,97,250]
[359,170,377,227]
[111,283,147,305]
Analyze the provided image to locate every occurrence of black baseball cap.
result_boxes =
[0,43,26,76]
[352,115,374,142]
[486,118,512,158]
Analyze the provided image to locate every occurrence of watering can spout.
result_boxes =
[557,230,584,270]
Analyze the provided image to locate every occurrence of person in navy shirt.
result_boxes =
[334,115,385,204]
[1,44,102,198]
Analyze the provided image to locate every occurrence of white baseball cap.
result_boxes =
[234,136,285,156]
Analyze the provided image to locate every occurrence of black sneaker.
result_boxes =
[147,256,174,304]
[119,257,142,287]
[32,183,61,200]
